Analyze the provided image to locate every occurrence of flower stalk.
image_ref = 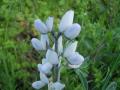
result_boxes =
[31,10,85,90]
[53,32,62,82]
[53,34,58,82]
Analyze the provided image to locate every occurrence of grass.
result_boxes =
[0,0,120,90]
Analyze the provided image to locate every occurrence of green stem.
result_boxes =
[57,58,61,82]
[53,32,62,82]
[53,36,58,81]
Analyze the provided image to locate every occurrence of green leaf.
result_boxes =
[106,82,117,90]
[102,68,112,90]
[75,69,88,90]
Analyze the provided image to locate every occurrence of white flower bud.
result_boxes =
[40,72,49,84]
[40,34,49,50]
[32,81,45,89]
[51,82,65,90]
[46,49,59,65]
[34,19,48,34]
[63,41,78,57]
[67,52,84,67]
[46,17,54,32]
[59,10,74,32]
[64,23,81,39]
[31,38,43,51]
[38,63,53,74]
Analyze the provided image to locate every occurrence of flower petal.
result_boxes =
[64,23,81,39]
[38,63,53,74]
[59,10,74,32]
[31,38,43,51]
[46,17,54,32]
[51,82,65,90]
[34,19,48,33]
[67,52,84,66]
[41,34,49,50]
[32,81,45,89]
[40,72,49,84]
[63,41,78,57]
[46,49,59,65]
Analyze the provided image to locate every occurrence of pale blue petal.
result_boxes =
[67,52,84,65]
[46,49,59,65]
[64,23,81,39]
[40,72,49,84]
[32,81,45,89]
[63,41,78,57]
[38,63,53,74]
[59,10,74,32]
[40,34,49,50]
[34,19,48,33]
[46,17,54,32]
[31,38,43,51]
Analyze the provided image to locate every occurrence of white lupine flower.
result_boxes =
[51,82,65,90]
[40,72,49,84]
[34,19,48,34]
[59,10,74,32]
[40,34,49,49]
[38,63,53,74]
[67,52,84,66]
[31,38,44,51]
[46,49,59,65]
[32,81,46,89]
[46,17,54,32]
[64,23,81,39]
[63,41,78,57]
[32,10,85,89]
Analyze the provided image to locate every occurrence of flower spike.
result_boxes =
[31,10,84,90]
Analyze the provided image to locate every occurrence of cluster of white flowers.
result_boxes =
[31,10,84,90]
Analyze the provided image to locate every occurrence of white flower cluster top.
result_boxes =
[31,10,84,90]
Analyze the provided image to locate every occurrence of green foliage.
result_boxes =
[0,0,120,90]
[106,82,117,90]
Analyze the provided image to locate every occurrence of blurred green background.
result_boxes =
[0,0,120,90]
